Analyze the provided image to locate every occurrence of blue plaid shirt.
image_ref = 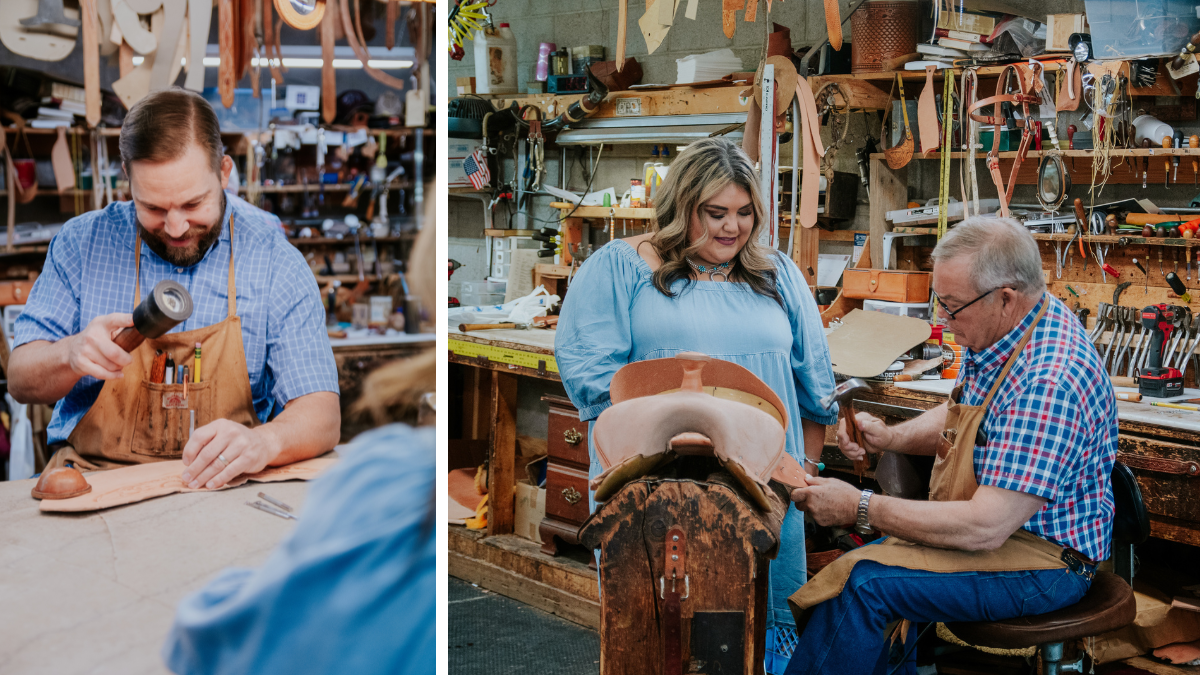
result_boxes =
[14,193,340,444]
[955,293,1117,562]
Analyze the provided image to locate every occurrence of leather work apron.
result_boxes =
[788,298,1072,629]
[48,212,259,471]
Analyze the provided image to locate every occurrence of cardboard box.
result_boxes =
[514,480,546,543]
[447,138,484,188]
[457,77,477,95]
[842,269,931,303]
[1046,13,1088,51]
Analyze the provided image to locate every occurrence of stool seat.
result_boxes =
[945,571,1136,650]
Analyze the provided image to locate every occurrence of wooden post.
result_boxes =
[869,156,907,269]
[792,225,820,287]
[488,370,519,536]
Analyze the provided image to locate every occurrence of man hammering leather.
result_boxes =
[8,87,341,490]
[786,219,1118,675]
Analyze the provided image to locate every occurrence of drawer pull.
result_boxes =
[563,428,583,445]
[561,486,582,504]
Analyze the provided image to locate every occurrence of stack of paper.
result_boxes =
[676,48,744,84]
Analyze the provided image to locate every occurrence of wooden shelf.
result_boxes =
[870,149,1200,160]
[557,206,655,220]
[2,125,431,137]
[314,273,386,283]
[289,236,412,245]
[1032,233,1200,247]
[484,229,538,237]
[0,181,409,198]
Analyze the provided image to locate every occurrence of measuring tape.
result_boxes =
[448,339,559,374]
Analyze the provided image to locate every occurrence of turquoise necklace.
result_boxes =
[685,257,731,282]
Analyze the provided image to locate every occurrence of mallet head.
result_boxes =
[819,378,870,410]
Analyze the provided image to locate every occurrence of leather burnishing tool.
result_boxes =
[820,378,871,477]
[113,280,194,352]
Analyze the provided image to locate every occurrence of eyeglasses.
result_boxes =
[936,287,1008,321]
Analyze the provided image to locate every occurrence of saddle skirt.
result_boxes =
[591,352,808,510]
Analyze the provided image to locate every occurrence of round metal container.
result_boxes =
[851,1,922,74]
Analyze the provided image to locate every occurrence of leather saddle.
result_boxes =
[591,352,808,510]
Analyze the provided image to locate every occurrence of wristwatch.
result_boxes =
[855,489,874,535]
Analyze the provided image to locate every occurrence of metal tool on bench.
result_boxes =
[113,280,194,353]
[1138,304,1185,398]
[820,378,871,476]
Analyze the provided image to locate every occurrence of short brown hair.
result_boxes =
[119,88,223,176]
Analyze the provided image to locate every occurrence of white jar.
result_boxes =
[474,23,518,95]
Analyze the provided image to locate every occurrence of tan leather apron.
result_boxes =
[789,298,1071,629]
[49,212,259,471]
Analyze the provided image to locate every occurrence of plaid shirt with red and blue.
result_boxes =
[955,293,1117,562]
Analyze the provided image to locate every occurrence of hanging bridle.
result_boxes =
[967,62,1046,218]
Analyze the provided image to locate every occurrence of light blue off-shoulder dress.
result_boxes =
[554,239,839,645]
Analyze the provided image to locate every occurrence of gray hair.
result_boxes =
[930,217,1046,296]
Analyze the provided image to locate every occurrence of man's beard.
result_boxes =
[138,205,224,268]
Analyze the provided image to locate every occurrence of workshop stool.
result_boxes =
[944,463,1149,675]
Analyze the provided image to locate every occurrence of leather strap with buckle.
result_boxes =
[1061,548,1096,580]
[661,526,688,675]
[967,63,1045,218]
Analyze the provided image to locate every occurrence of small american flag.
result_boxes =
[463,149,491,189]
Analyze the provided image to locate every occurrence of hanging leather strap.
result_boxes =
[967,63,1043,218]
[662,526,688,675]
[918,65,940,156]
[824,0,842,51]
[796,76,826,228]
[1056,58,1081,112]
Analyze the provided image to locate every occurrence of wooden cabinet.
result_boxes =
[539,394,592,556]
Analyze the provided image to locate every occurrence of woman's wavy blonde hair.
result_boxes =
[351,192,436,426]
[650,137,782,306]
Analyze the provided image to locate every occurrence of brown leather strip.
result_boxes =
[918,65,939,156]
[339,0,408,89]
[1117,452,1200,477]
[744,0,757,23]
[321,1,336,124]
[219,0,236,108]
[797,76,826,228]
[824,0,842,51]
[665,526,687,578]
[616,0,627,71]
[385,0,396,50]
[722,0,742,38]
[663,590,682,675]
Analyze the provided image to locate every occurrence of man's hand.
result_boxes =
[180,420,281,490]
[790,475,864,526]
[837,412,892,461]
[67,313,135,381]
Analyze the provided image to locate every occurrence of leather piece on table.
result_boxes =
[824,0,842,50]
[918,65,940,156]
[826,309,932,378]
[39,456,336,512]
[592,58,642,91]
[946,572,1136,649]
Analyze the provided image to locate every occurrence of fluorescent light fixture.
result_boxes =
[132,55,411,69]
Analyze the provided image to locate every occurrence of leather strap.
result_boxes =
[616,0,627,70]
[1057,58,1080,112]
[966,63,1043,218]
[824,0,842,51]
[796,76,825,228]
[339,0,408,90]
[918,65,940,156]
[321,2,336,124]
[722,0,743,38]
[1116,452,1200,477]
[662,526,687,675]
[385,0,395,50]
[219,0,236,108]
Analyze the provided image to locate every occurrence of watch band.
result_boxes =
[855,489,874,535]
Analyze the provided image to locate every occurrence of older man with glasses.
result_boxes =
[783,218,1118,675]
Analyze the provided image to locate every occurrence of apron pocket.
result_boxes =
[131,380,214,459]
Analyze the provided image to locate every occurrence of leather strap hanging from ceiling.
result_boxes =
[967,62,1044,218]
[918,66,940,156]
[340,0,407,89]
[1057,57,1081,112]
[219,0,236,107]
[824,0,842,50]
[80,0,101,126]
[385,0,395,50]
[959,67,980,217]
[797,76,826,229]
[722,0,743,39]
[321,0,336,123]
[616,0,626,70]
[262,0,285,83]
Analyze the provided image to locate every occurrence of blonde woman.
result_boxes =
[555,137,837,671]
[162,197,435,675]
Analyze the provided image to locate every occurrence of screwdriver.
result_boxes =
[1142,139,1151,188]
[1134,257,1148,293]
[1167,272,1192,304]
[1174,131,1184,183]
[1164,136,1172,189]
[1193,135,1199,186]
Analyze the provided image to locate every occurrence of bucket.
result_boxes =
[850,1,921,74]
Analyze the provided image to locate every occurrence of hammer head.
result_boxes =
[819,378,869,410]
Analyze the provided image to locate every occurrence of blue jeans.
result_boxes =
[783,559,1092,675]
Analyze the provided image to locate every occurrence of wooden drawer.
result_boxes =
[545,462,590,524]
[0,280,34,306]
[1118,435,1200,524]
[842,269,930,303]
[547,408,589,467]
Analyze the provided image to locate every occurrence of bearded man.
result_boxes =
[9,87,340,489]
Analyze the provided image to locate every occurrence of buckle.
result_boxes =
[1062,550,1096,580]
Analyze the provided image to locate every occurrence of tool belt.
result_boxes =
[591,352,808,511]
[967,62,1046,218]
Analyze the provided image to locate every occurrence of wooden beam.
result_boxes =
[488,371,519,536]
[792,225,819,286]
[869,156,907,269]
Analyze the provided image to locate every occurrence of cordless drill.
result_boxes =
[1139,304,1184,398]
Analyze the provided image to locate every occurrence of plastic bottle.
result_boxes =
[642,145,659,207]
[474,23,518,94]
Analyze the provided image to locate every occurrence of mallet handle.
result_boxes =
[113,326,145,353]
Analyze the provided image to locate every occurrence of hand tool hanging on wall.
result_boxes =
[1174,131,1184,184]
[1163,136,1173,190]
[1171,31,1200,71]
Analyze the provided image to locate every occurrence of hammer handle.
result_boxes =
[842,400,871,476]
[459,323,516,332]
[113,326,145,353]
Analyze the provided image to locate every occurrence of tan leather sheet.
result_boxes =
[40,456,336,513]
[826,309,933,378]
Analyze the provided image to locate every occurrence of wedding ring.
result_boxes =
[217,453,229,467]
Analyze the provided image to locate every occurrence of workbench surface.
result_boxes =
[895,379,1200,433]
[0,471,317,674]
[449,326,558,351]
[328,332,435,348]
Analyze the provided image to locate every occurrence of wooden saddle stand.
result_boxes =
[579,353,804,675]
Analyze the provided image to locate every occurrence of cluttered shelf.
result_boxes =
[290,236,412,246]
[0,125,434,137]
[0,181,411,199]
[871,149,1200,160]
